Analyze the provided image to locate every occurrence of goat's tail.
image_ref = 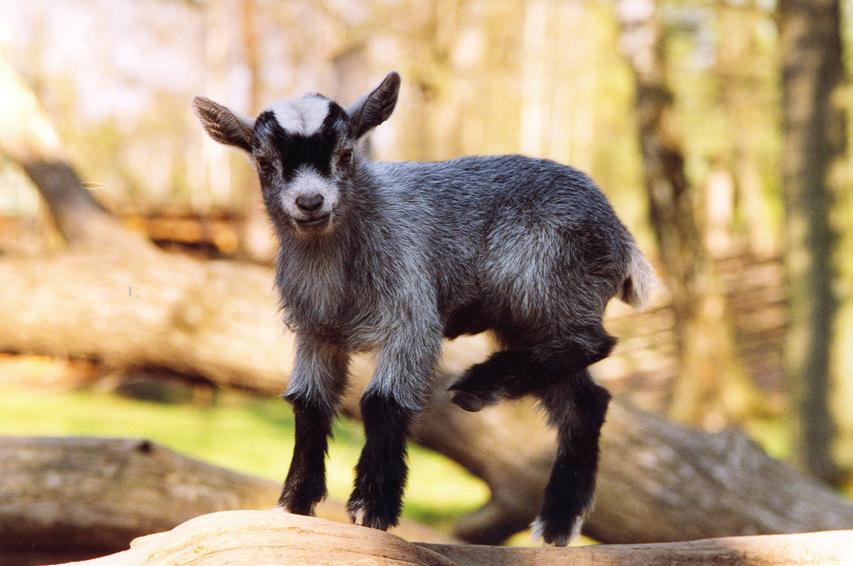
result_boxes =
[619,243,656,308]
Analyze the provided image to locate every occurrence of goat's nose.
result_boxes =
[295,193,324,212]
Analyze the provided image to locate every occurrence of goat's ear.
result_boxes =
[347,72,400,139]
[192,96,254,152]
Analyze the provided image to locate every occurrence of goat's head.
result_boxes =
[192,72,400,236]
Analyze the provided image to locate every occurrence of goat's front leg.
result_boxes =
[278,335,348,516]
[347,324,441,530]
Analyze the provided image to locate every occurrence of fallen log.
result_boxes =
[2,250,852,545]
[62,510,853,566]
[0,437,455,564]
[2,55,852,545]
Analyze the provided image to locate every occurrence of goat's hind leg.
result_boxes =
[449,325,615,412]
[533,371,610,546]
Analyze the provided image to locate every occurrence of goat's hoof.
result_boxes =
[448,361,507,412]
[277,485,323,517]
[448,374,501,411]
[530,514,584,547]
[279,500,317,517]
[449,388,496,412]
[346,498,392,531]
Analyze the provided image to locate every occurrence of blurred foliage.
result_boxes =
[2,0,848,235]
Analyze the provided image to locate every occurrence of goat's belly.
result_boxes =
[290,316,376,350]
[345,331,382,352]
[443,299,494,339]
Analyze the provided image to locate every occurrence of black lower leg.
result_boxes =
[536,376,610,546]
[449,330,615,411]
[278,395,333,515]
[449,349,536,411]
[347,393,413,530]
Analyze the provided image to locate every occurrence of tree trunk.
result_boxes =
[519,0,552,157]
[0,436,272,563]
[237,0,277,262]
[778,0,845,485]
[3,51,853,546]
[0,437,454,564]
[0,57,141,250]
[60,510,853,566]
[615,0,768,426]
[713,2,778,256]
[331,44,374,156]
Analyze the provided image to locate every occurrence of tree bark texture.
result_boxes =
[778,0,845,485]
[237,0,278,263]
[0,437,453,564]
[615,0,766,425]
[63,510,853,566]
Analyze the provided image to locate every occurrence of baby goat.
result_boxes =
[193,71,653,546]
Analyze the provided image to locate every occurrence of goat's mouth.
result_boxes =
[294,213,331,229]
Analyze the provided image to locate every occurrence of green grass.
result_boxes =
[0,386,489,529]
[746,415,853,500]
[744,416,792,461]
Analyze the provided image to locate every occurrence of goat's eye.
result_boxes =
[338,148,353,166]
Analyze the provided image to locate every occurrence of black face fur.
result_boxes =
[248,98,357,235]
[252,100,351,184]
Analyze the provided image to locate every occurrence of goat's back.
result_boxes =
[372,155,636,325]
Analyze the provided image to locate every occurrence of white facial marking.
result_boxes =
[279,168,340,216]
[268,95,331,136]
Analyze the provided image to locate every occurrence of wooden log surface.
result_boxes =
[63,510,853,566]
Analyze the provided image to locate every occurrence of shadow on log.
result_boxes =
[62,510,853,566]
